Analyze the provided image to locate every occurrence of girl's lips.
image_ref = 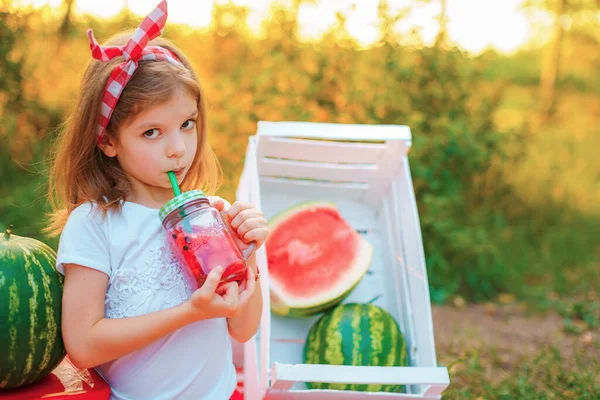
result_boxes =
[174,169,184,177]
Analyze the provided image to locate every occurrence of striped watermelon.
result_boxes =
[0,225,66,389]
[266,202,372,317]
[303,302,409,392]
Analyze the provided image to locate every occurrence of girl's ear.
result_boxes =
[99,135,118,158]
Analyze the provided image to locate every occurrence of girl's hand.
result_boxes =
[187,266,239,320]
[208,196,231,211]
[231,266,257,317]
[209,197,269,251]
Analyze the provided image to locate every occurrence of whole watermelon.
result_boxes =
[0,225,66,389]
[303,302,408,392]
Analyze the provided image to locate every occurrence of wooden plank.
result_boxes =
[257,121,412,143]
[391,160,438,369]
[266,391,424,400]
[258,177,368,203]
[258,158,378,183]
[257,136,388,164]
[270,363,450,391]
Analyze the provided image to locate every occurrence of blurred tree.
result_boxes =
[119,0,137,27]
[541,0,566,117]
[58,0,75,38]
[1,0,595,301]
[438,0,447,44]
[0,5,26,120]
[0,3,61,241]
[418,0,449,45]
[523,0,599,116]
[0,5,60,154]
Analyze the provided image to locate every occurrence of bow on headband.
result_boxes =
[88,0,182,145]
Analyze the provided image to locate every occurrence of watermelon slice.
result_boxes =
[265,202,372,317]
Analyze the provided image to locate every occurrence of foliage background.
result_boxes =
[1,0,599,397]
[1,0,599,317]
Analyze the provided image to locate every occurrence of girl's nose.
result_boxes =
[167,132,186,159]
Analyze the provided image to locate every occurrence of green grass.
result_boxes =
[442,345,600,399]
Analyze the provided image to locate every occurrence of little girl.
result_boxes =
[44,2,267,399]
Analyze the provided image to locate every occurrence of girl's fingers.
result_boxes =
[211,199,225,211]
[208,196,232,211]
[225,202,254,220]
[218,281,239,314]
[237,277,247,292]
[221,281,239,300]
[236,217,267,239]
[242,227,269,247]
[196,266,224,300]
[238,269,256,306]
[216,280,236,296]
[208,197,224,211]
[230,208,264,230]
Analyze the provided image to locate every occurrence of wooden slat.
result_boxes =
[392,161,438,369]
[258,158,378,183]
[270,363,450,391]
[257,120,412,143]
[257,136,388,164]
[258,177,368,203]
[266,391,423,399]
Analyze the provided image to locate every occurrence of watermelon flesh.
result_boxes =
[266,202,372,317]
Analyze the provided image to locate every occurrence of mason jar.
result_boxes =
[159,190,252,288]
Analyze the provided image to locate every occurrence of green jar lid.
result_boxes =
[158,189,208,223]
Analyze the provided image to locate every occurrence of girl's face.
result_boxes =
[101,87,199,205]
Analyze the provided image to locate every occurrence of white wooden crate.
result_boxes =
[234,121,449,400]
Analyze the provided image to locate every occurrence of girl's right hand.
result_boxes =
[186,266,240,320]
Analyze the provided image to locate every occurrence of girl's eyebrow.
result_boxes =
[185,110,199,120]
[134,110,198,131]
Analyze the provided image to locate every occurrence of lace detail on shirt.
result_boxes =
[105,234,195,319]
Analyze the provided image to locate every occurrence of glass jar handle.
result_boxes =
[219,209,256,260]
[241,242,256,260]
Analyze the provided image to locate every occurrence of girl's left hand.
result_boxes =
[209,197,269,251]
[216,265,257,317]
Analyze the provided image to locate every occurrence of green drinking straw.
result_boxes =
[167,171,181,196]
[167,171,192,233]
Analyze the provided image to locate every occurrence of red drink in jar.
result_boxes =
[159,190,253,287]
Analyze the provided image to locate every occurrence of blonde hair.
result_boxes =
[44,31,221,237]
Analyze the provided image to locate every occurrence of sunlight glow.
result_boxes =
[447,0,530,54]
[76,0,124,18]
[13,0,62,8]
[13,0,536,55]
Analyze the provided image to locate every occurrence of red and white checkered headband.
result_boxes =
[87,0,182,145]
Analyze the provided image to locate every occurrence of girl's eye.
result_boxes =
[143,128,160,139]
[181,119,196,130]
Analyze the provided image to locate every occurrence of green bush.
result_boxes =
[0,2,598,304]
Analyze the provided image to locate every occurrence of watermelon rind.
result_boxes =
[266,202,372,318]
[0,228,66,389]
[302,303,409,392]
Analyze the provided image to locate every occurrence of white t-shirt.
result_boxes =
[56,201,237,400]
